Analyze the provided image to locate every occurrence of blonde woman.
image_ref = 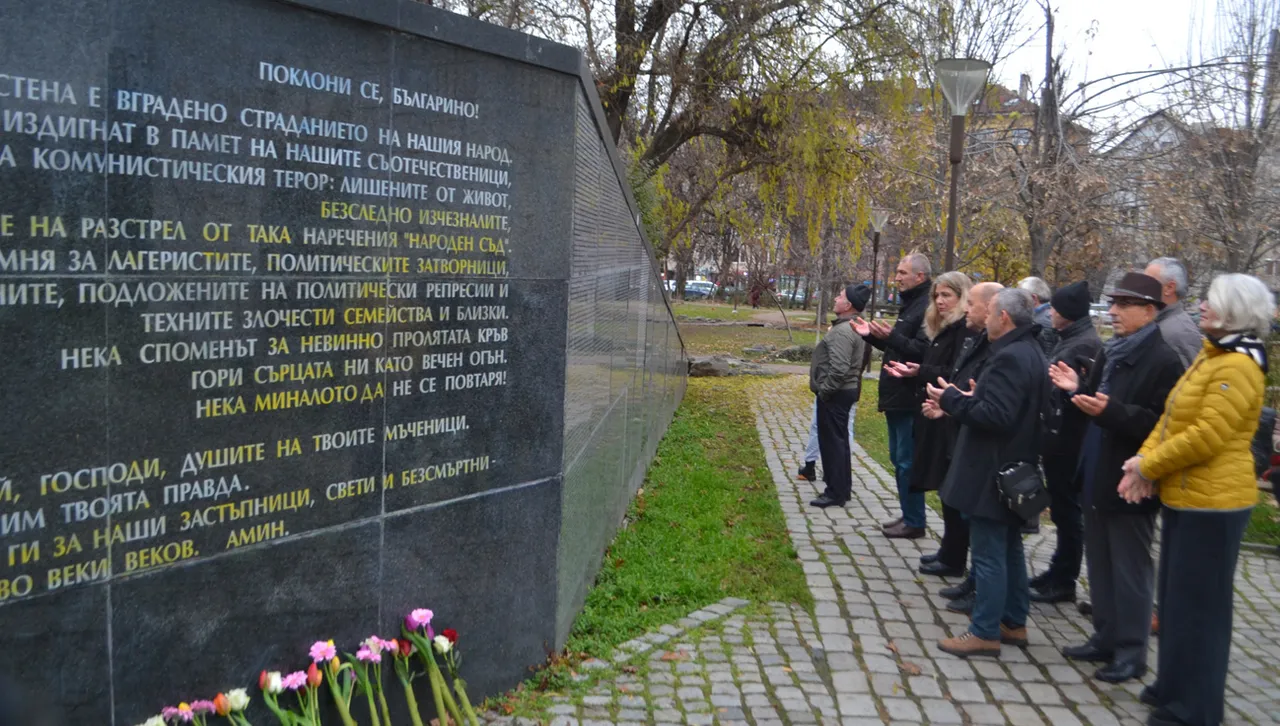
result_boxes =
[883,271,972,560]
[1119,273,1274,726]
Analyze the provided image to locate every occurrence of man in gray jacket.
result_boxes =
[809,283,870,508]
[1144,257,1202,367]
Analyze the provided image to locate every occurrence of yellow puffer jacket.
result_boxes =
[1138,340,1265,511]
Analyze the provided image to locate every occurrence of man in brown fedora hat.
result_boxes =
[1048,271,1185,683]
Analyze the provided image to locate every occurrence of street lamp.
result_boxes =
[868,207,890,319]
[935,57,992,270]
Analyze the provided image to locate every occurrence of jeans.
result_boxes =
[968,515,1030,641]
[1041,452,1083,587]
[806,398,856,462]
[885,411,924,528]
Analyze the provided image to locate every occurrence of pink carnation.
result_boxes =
[161,707,180,721]
[406,608,434,630]
[281,671,308,691]
[356,645,382,663]
[309,640,337,662]
[190,701,216,714]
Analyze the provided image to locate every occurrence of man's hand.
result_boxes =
[868,320,893,339]
[1072,392,1110,417]
[925,378,947,403]
[884,361,920,378]
[1048,361,1080,393]
[922,399,945,419]
[852,317,872,337]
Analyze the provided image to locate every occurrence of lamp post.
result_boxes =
[935,57,991,270]
[868,207,890,319]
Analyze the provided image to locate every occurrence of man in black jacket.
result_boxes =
[1031,281,1103,603]
[922,282,1002,611]
[1050,272,1185,683]
[856,252,931,538]
[930,288,1047,658]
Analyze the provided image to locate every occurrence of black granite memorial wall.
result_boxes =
[0,0,686,722]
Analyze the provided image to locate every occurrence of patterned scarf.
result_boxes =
[1100,321,1157,394]
[1211,333,1269,373]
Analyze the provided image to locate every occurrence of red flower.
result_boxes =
[306,662,323,688]
[213,694,231,717]
[398,639,413,657]
[443,628,458,644]
[258,671,269,691]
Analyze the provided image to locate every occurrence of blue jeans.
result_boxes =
[885,411,924,528]
[968,515,1030,641]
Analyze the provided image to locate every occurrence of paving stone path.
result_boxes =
[513,376,1280,726]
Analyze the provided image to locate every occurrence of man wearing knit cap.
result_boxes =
[799,284,869,483]
[808,284,869,507]
[1031,280,1103,604]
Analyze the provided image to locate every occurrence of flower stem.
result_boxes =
[400,678,427,726]
[362,680,381,726]
[375,676,393,726]
[325,673,359,726]
[424,650,464,726]
[453,678,481,726]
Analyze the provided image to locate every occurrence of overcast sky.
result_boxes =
[994,0,1217,128]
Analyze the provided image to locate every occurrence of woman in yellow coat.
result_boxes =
[1118,273,1274,726]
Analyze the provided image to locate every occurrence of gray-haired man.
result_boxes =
[1144,257,1202,367]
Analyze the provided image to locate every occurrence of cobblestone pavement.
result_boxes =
[521,376,1280,726]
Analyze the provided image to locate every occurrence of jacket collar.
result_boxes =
[831,313,855,325]
[1058,316,1094,340]
[1156,304,1186,323]
[899,280,931,307]
[988,323,1038,354]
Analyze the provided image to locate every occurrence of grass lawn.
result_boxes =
[680,324,809,359]
[564,377,812,658]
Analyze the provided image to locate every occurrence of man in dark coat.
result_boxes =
[856,252,931,538]
[1051,272,1185,683]
[1031,281,1103,603]
[930,288,1048,658]
[808,284,870,508]
[920,283,1003,611]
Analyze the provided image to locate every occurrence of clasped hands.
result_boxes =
[1117,455,1156,503]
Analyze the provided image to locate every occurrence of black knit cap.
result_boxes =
[1050,280,1091,321]
[844,284,871,313]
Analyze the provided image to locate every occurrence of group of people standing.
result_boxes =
[803,254,1274,726]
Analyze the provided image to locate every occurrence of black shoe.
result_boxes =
[1077,600,1093,616]
[1139,685,1160,707]
[1028,570,1053,590]
[919,560,965,577]
[1147,708,1186,726]
[1030,584,1076,604]
[945,594,974,614]
[810,495,846,508]
[1095,661,1147,684]
[920,551,940,565]
[797,462,816,482]
[940,578,975,600]
[1061,643,1113,663]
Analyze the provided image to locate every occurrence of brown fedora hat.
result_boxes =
[1107,272,1165,308]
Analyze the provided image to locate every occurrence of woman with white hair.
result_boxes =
[1118,273,1275,726]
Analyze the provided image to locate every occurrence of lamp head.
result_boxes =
[935,58,992,117]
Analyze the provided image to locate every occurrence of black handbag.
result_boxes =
[994,381,1050,521]
[995,460,1050,522]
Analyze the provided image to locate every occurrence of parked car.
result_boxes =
[1089,302,1110,320]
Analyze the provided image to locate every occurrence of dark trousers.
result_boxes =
[937,502,970,570]
[1151,505,1250,726]
[1041,452,1083,587]
[1083,507,1156,665]
[816,390,856,502]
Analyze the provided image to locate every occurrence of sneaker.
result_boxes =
[999,623,1029,648]
[938,632,1001,659]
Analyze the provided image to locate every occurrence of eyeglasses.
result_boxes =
[1109,298,1152,309]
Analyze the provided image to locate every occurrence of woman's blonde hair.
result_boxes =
[924,271,972,339]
